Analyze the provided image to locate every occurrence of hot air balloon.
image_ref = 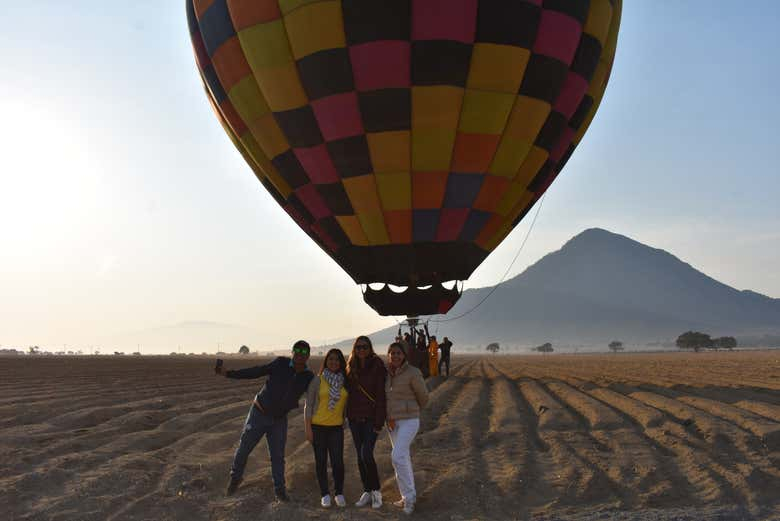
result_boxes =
[186,0,621,316]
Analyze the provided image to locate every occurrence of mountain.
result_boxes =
[345,228,780,351]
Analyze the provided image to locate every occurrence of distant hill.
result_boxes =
[343,228,780,351]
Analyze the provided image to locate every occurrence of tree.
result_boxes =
[534,342,554,353]
[485,342,500,354]
[675,331,713,352]
[608,341,624,353]
[713,336,737,350]
[28,346,40,355]
[238,345,250,355]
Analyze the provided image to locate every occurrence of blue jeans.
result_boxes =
[349,419,380,491]
[230,404,288,493]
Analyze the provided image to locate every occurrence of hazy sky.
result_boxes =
[2,2,779,353]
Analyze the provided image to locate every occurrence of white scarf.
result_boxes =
[322,369,344,410]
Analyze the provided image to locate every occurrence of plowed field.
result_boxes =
[2,352,779,520]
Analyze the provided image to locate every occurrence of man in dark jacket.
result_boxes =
[217,340,314,501]
[415,332,429,378]
[438,337,453,377]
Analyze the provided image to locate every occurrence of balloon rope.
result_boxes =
[431,192,546,323]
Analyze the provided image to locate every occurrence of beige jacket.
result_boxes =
[385,362,428,420]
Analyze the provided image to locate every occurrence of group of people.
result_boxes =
[216,335,432,515]
[397,325,454,379]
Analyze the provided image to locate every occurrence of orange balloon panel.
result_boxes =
[187,0,621,315]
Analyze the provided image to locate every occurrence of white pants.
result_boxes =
[389,417,420,503]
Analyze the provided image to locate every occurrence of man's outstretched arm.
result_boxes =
[220,358,277,379]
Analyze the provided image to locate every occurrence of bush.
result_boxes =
[676,331,713,352]
[534,342,554,353]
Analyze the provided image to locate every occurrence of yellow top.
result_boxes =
[312,377,348,426]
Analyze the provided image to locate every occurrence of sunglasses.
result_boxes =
[292,347,309,355]
[355,344,370,351]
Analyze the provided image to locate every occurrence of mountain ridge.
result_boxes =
[340,228,780,350]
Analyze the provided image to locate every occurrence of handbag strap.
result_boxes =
[357,383,375,403]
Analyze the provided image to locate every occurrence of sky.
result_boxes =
[1,2,779,353]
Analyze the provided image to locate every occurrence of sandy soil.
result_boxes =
[1,352,779,521]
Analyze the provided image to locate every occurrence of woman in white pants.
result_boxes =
[385,341,429,515]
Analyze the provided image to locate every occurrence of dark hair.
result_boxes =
[319,348,346,375]
[388,341,407,364]
[292,340,310,353]
[346,335,374,379]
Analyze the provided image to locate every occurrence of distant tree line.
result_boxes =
[533,342,554,353]
[675,331,737,352]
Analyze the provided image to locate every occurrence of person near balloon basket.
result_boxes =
[345,336,387,509]
[399,332,423,373]
[415,333,429,378]
[427,335,439,377]
[385,341,429,515]
[438,337,453,377]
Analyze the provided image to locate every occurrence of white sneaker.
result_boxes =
[371,490,383,509]
[335,494,346,507]
[321,494,331,508]
[393,498,405,508]
[403,501,415,515]
[355,491,372,507]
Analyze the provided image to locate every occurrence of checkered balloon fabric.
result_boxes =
[187,0,621,315]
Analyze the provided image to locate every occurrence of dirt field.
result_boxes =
[1,352,779,521]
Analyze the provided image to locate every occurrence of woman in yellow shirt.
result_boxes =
[304,348,348,508]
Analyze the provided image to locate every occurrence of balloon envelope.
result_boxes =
[186,0,621,316]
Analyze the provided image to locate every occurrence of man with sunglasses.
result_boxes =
[216,340,314,501]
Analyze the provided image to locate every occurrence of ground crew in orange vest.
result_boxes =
[428,336,439,377]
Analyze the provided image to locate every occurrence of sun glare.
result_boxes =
[0,99,103,260]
